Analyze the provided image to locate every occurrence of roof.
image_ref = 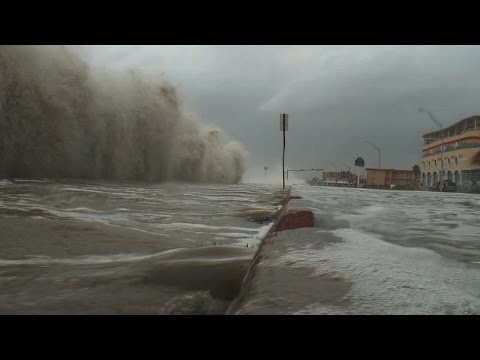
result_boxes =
[366,168,414,172]
[422,115,479,139]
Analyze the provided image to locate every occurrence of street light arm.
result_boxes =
[365,140,380,151]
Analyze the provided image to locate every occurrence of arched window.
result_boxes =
[455,157,458,165]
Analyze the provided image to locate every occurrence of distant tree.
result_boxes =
[412,165,421,176]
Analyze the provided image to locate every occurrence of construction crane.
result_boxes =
[419,107,443,130]
[419,107,444,182]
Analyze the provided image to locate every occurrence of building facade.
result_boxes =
[420,116,480,187]
[321,171,358,187]
[366,168,419,188]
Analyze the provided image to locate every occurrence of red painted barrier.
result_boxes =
[273,208,314,232]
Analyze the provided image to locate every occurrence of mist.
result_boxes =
[0,45,245,183]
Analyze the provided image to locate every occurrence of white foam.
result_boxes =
[0,252,163,266]
[299,228,480,314]
[232,222,274,248]
[159,222,259,232]
[218,233,255,238]
[256,222,275,240]
[59,188,109,194]
[12,179,49,183]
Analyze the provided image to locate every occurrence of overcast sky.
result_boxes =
[84,45,480,181]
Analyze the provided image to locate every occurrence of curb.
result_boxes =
[225,188,314,314]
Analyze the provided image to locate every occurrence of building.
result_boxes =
[321,171,358,187]
[366,168,419,188]
[420,115,480,187]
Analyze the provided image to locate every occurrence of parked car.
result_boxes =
[431,180,457,192]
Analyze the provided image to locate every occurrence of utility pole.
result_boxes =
[280,114,288,189]
[365,141,381,169]
[344,153,357,187]
[264,166,268,182]
[343,163,351,186]
[419,107,444,182]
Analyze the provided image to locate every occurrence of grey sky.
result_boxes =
[84,45,480,181]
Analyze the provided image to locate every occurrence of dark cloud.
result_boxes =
[86,45,480,181]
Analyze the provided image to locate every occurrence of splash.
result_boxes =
[0,45,245,183]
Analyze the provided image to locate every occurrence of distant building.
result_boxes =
[321,171,358,187]
[366,168,419,188]
[420,115,480,187]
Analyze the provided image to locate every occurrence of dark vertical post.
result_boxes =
[283,127,286,189]
[280,113,288,190]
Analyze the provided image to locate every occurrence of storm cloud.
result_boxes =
[4,45,479,183]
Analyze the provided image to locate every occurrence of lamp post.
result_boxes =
[344,153,358,187]
[365,141,381,169]
[280,114,288,189]
[342,162,352,186]
[419,107,444,182]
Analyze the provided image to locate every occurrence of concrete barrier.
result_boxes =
[225,188,314,314]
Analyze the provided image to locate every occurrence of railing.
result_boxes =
[422,142,480,157]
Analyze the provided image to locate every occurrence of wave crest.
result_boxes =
[0,45,245,183]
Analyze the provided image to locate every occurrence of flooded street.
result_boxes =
[230,186,480,315]
[2,180,479,315]
[0,180,283,314]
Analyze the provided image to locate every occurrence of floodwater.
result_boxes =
[3,180,479,315]
[230,186,480,315]
[0,180,284,314]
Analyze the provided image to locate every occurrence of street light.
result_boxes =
[342,162,354,187]
[419,107,444,182]
[365,141,381,168]
[344,153,358,187]
[345,152,363,188]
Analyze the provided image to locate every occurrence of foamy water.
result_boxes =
[0,180,283,314]
[243,186,480,315]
